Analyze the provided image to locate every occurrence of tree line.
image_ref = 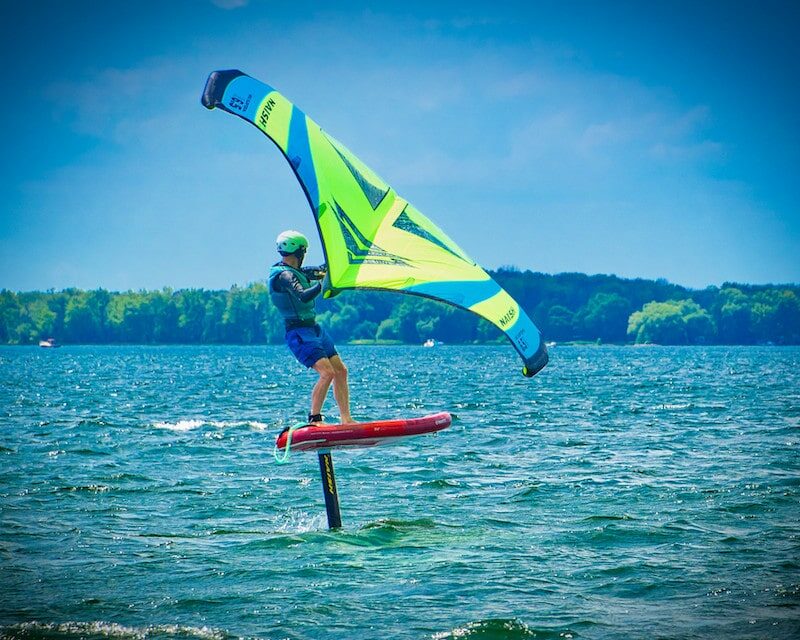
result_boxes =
[1,270,798,346]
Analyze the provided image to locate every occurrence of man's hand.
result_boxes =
[302,264,327,281]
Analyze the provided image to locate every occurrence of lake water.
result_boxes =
[1,345,798,639]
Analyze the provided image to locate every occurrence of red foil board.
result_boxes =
[275,412,452,452]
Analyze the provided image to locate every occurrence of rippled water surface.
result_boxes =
[1,345,799,639]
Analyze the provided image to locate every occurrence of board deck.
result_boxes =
[275,411,452,452]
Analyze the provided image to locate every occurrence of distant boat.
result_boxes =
[422,338,435,348]
[38,338,60,348]
[545,341,557,348]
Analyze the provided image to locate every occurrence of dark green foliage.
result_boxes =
[0,291,20,343]
[574,292,632,342]
[63,289,110,342]
[1,273,798,345]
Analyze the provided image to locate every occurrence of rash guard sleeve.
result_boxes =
[276,270,322,303]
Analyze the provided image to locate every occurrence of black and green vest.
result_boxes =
[268,263,317,323]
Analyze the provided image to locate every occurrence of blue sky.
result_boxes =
[1,0,798,291]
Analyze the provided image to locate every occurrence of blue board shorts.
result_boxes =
[286,324,338,368]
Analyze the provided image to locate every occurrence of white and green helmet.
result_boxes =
[276,230,309,255]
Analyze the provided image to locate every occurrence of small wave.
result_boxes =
[151,419,270,432]
[152,419,204,432]
[68,448,111,456]
[593,562,641,577]
[210,420,269,431]
[104,472,153,482]
[432,618,577,639]
[413,478,461,489]
[482,517,522,529]
[208,528,251,536]
[696,402,728,411]
[507,481,542,502]
[557,439,589,447]
[56,485,111,493]
[361,517,439,532]
[584,523,672,546]
[1,621,229,640]
[717,501,766,515]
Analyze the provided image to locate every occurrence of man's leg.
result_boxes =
[329,355,353,423]
[310,357,335,419]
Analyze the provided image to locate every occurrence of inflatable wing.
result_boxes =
[201,70,548,377]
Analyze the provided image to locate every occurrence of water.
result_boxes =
[1,345,798,640]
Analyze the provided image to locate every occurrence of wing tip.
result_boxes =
[522,344,549,378]
[201,69,247,110]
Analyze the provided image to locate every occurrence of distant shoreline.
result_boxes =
[2,271,798,346]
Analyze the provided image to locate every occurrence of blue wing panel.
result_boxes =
[287,108,320,209]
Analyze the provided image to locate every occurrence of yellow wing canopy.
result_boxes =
[202,70,548,377]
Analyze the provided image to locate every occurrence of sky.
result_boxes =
[1,0,798,291]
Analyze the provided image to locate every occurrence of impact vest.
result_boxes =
[268,263,317,323]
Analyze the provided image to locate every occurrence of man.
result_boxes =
[268,230,353,425]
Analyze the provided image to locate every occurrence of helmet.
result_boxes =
[276,230,309,256]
